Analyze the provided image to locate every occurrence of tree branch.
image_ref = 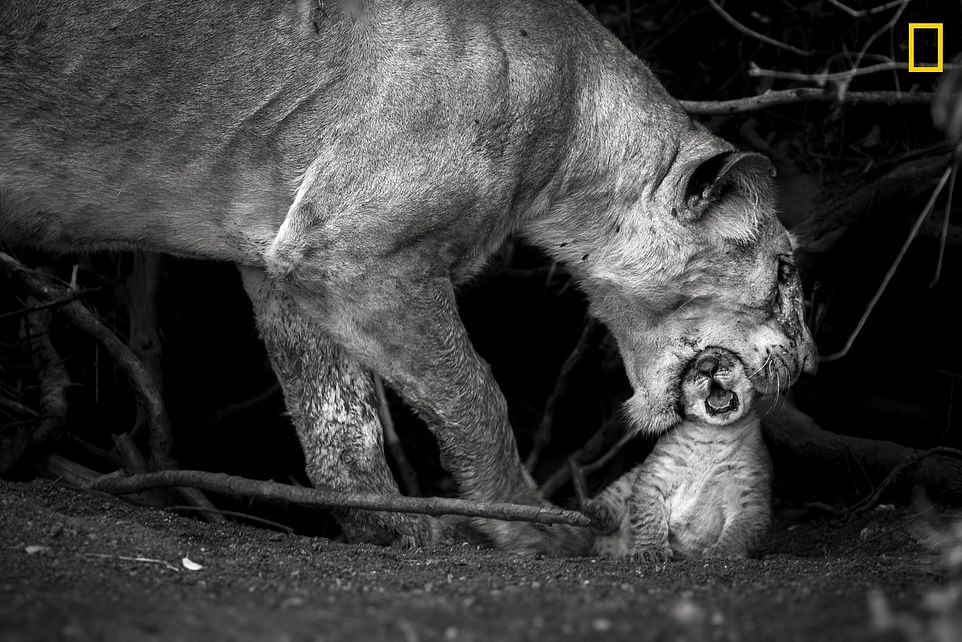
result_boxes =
[705,0,811,56]
[526,318,597,473]
[681,89,934,115]
[0,250,222,521]
[90,470,592,527]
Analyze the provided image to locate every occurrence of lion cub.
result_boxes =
[588,348,772,561]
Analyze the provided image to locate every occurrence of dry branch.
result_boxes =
[826,0,908,18]
[793,152,952,277]
[849,447,962,516]
[681,89,934,115]
[0,250,222,521]
[705,0,810,56]
[0,305,70,473]
[747,62,930,83]
[90,470,592,527]
[539,413,629,499]
[36,453,102,487]
[761,398,962,505]
[526,318,597,473]
[0,250,174,468]
[210,381,282,425]
[24,307,70,446]
[167,506,295,534]
[126,252,164,438]
[374,374,421,496]
[818,165,953,362]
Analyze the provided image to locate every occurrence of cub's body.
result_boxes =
[592,414,771,560]
[591,350,772,560]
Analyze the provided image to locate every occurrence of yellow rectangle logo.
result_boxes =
[909,23,943,72]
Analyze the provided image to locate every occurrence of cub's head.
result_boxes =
[579,127,816,435]
[680,348,755,426]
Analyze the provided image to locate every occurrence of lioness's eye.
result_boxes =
[777,255,796,284]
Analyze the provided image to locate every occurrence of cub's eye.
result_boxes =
[777,255,796,284]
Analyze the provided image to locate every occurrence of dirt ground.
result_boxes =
[0,478,955,642]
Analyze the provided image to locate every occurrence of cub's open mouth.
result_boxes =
[706,381,738,417]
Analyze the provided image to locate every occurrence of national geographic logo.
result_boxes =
[908,23,943,73]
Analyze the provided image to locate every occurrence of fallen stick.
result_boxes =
[90,470,592,527]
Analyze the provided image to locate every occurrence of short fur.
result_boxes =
[590,349,772,560]
[1,0,812,551]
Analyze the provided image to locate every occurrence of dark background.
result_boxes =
[2,0,960,534]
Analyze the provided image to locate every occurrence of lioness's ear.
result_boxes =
[676,151,773,222]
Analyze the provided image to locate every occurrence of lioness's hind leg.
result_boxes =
[240,267,441,547]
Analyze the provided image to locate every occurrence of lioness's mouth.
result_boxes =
[705,381,738,416]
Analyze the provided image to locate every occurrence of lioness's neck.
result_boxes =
[513,22,719,287]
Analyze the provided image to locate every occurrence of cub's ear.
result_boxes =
[676,151,773,222]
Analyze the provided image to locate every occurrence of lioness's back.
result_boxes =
[1,0,655,262]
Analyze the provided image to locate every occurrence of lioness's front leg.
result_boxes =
[240,267,442,547]
[310,273,586,553]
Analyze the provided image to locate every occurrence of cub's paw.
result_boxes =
[627,546,673,564]
[583,499,621,535]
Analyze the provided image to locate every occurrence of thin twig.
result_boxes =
[374,375,421,496]
[826,0,907,18]
[525,318,597,473]
[929,163,958,287]
[538,414,628,499]
[746,61,954,83]
[0,288,100,320]
[0,396,38,418]
[90,470,592,527]
[166,506,295,534]
[850,447,962,516]
[843,0,912,97]
[819,165,953,361]
[579,431,635,477]
[705,0,811,56]
[210,381,282,425]
[567,457,589,510]
[681,89,934,115]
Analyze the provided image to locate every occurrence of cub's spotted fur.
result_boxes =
[589,348,771,560]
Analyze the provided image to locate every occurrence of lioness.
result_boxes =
[0,0,815,551]
[589,348,771,561]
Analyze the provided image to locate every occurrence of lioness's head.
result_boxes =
[548,125,816,435]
